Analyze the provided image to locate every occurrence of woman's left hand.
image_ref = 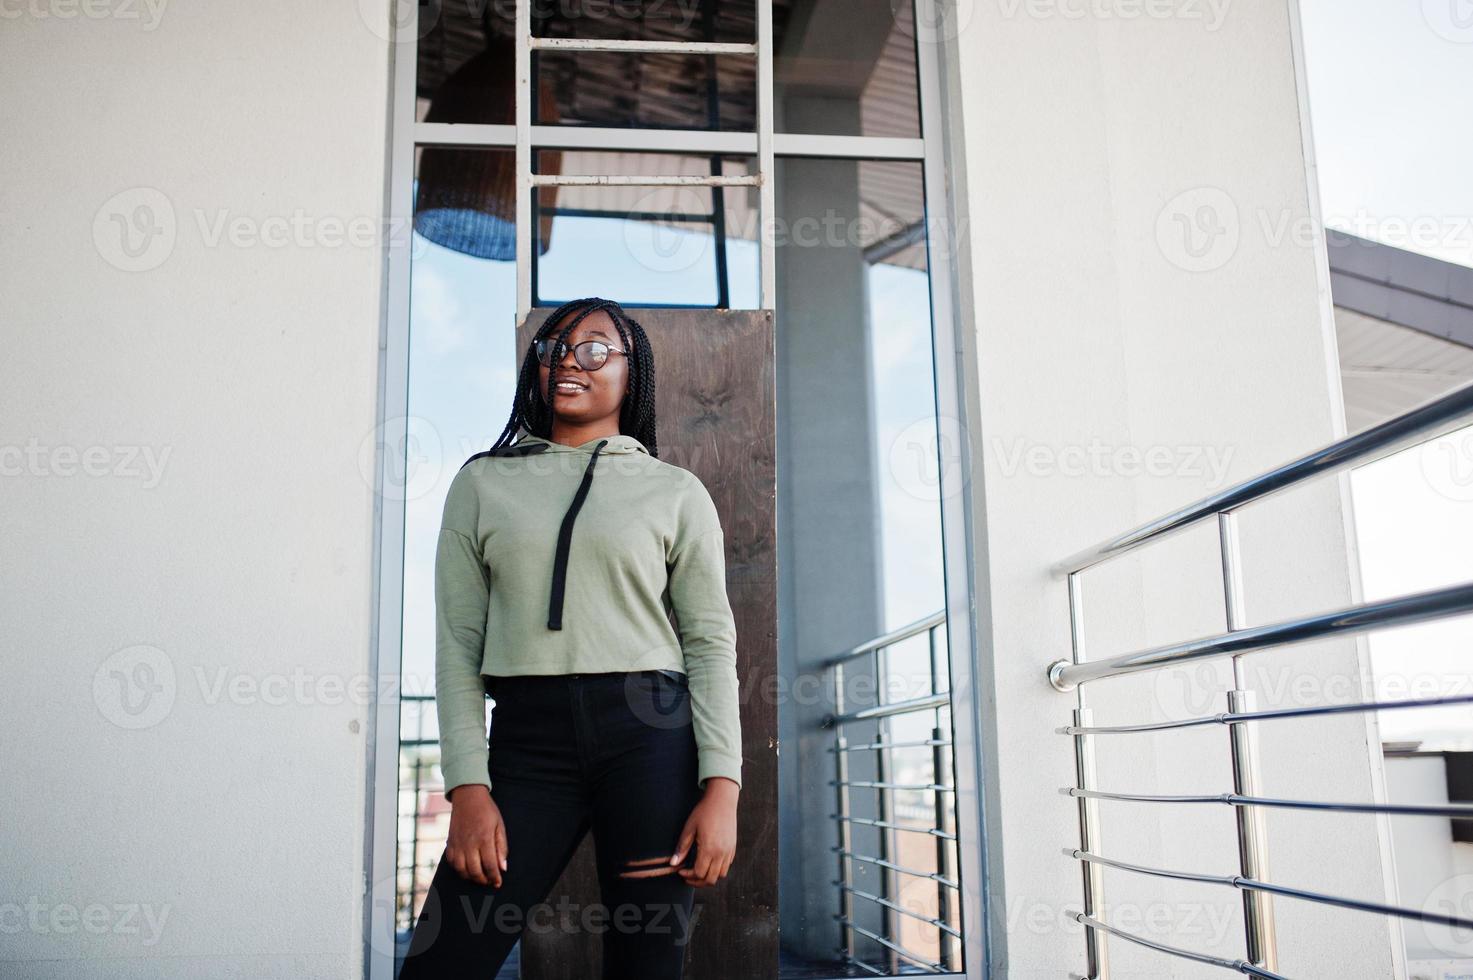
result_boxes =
[670,777,739,887]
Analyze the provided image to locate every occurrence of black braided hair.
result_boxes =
[487,297,659,459]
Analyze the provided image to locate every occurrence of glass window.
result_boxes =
[529,0,757,43]
[416,3,757,129]
[415,1,920,139]
[773,155,961,975]
[396,147,519,934]
[532,150,759,307]
[775,0,920,138]
[393,8,962,975]
[532,50,756,131]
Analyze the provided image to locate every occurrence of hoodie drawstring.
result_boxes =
[547,438,609,630]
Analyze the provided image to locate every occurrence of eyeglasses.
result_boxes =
[534,338,629,372]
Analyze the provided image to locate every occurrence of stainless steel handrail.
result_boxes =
[832,814,958,840]
[1051,378,1473,576]
[1070,912,1289,980]
[1049,580,1473,691]
[825,693,953,726]
[835,883,964,938]
[831,737,953,752]
[1068,849,1473,932]
[834,918,947,973]
[1048,378,1473,978]
[824,611,960,974]
[833,779,956,793]
[823,609,948,668]
[1063,787,1473,819]
[833,848,961,890]
[1059,693,1473,735]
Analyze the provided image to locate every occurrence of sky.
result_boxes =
[1299,0,1473,270]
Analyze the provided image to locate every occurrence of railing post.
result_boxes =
[874,646,899,974]
[929,624,958,971]
[834,661,856,964]
[1068,572,1109,979]
[1073,707,1108,980]
[1227,689,1278,967]
[875,726,900,974]
[1218,512,1279,972]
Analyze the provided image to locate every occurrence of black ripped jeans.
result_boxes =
[398,670,704,980]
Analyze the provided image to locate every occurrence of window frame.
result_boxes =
[365,2,989,976]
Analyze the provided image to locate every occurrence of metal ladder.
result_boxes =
[512,2,777,320]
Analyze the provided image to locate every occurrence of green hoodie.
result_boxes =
[434,431,743,799]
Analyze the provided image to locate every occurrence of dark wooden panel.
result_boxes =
[516,307,778,980]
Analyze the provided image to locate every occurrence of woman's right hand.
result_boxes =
[444,785,508,887]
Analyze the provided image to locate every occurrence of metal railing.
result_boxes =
[397,695,448,937]
[821,610,963,975]
[1045,379,1473,979]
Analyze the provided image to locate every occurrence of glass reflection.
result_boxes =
[773,155,959,975]
[414,1,920,139]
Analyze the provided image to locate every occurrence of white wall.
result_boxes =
[0,5,392,977]
[938,0,1400,975]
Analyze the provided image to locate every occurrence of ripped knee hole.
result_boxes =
[618,856,681,879]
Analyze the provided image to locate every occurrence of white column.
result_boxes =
[937,0,1400,975]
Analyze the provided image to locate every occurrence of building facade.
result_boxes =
[4,1,1470,978]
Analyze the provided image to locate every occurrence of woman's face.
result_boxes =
[537,309,629,426]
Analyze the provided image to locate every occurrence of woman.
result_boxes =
[399,297,743,980]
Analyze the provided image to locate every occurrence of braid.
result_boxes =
[488,297,659,459]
